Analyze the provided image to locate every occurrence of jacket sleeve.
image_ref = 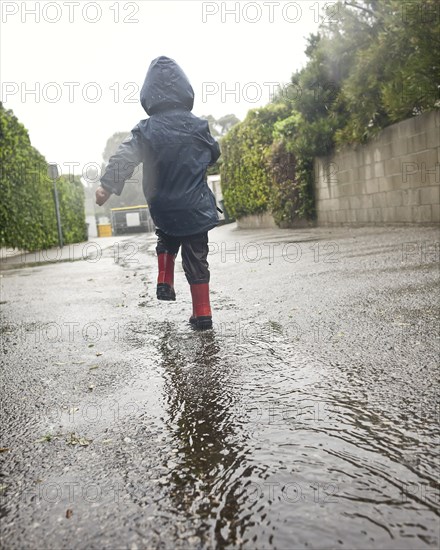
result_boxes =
[209,137,221,165]
[100,125,143,196]
[199,120,221,165]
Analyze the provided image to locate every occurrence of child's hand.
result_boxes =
[95,186,111,206]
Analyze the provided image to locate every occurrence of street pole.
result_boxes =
[48,163,63,248]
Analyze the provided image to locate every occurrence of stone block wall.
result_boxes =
[314,111,440,224]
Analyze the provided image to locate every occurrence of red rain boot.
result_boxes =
[189,283,212,330]
[156,253,176,301]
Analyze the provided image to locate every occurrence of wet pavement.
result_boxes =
[0,223,439,550]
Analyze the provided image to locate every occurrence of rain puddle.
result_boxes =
[104,318,439,549]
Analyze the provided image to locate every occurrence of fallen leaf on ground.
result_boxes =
[66,509,73,519]
[66,433,92,446]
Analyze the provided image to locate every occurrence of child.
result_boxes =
[95,56,220,330]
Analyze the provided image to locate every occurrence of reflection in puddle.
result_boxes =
[159,325,249,546]
[150,321,439,549]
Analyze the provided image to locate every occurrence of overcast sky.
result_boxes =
[1,0,324,177]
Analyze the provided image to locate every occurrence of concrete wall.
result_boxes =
[314,111,440,225]
[236,212,278,229]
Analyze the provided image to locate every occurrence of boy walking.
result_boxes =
[96,56,220,330]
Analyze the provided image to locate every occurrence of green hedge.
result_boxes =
[219,0,439,227]
[221,103,290,219]
[0,103,87,250]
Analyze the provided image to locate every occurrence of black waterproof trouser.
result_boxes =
[155,229,210,284]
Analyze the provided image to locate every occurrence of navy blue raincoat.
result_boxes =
[100,56,221,236]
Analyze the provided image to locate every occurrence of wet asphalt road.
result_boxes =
[0,223,439,550]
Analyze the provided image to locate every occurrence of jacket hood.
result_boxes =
[140,56,194,115]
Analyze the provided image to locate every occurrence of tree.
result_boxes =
[203,115,221,138]
[201,114,240,138]
[327,0,440,143]
[218,0,440,226]
[217,114,240,136]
